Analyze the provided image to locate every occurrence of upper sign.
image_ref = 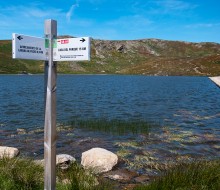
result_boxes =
[12,33,46,60]
[12,34,91,61]
[53,37,90,61]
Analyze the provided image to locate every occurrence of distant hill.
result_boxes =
[1,38,220,76]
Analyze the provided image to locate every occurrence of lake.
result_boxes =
[0,75,220,174]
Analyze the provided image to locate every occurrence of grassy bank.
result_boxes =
[1,39,220,75]
[0,157,219,190]
[0,157,110,190]
[134,160,220,190]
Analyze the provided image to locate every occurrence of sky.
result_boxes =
[0,0,220,43]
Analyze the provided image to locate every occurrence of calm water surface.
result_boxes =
[0,75,220,174]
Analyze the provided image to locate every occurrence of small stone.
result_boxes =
[134,175,150,184]
[17,128,27,135]
[0,146,19,158]
[104,169,138,182]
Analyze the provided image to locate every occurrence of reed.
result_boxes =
[70,119,155,135]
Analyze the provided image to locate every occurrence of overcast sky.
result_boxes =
[0,0,220,43]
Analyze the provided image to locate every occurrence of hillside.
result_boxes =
[1,38,220,76]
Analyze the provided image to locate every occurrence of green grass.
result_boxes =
[56,162,111,190]
[0,157,111,190]
[134,160,220,190]
[0,157,44,190]
[70,119,154,135]
[0,156,220,189]
[1,39,220,75]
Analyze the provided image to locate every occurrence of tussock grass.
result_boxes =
[57,162,111,190]
[0,157,111,190]
[0,157,44,190]
[1,156,220,190]
[71,119,154,135]
[134,160,220,190]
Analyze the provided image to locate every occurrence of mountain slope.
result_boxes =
[1,38,220,76]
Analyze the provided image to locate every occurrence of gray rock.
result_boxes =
[56,154,76,169]
[81,148,118,173]
[35,154,76,169]
[116,45,124,53]
[17,128,27,135]
[0,146,19,158]
[104,169,138,182]
[134,175,150,184]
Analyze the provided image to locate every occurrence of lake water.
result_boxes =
[1,75,220,174]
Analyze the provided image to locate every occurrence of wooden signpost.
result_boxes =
[12,19,90,190]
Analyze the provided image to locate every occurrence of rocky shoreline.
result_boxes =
[0,145,152,189]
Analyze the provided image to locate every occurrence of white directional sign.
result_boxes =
[53,37,90,61]
[12,34,91,61]
[12,33,46,60]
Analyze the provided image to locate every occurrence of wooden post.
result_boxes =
[44,19,57,190]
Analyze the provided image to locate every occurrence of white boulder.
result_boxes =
[0,146,19,158]
[81,148,118,173]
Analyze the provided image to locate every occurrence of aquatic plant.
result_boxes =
[70,119,154,135]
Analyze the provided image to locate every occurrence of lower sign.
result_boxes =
[53,37,91,61]
[12,33,46,60]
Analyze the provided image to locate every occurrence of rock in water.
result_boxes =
[104,169,138,182]
[0,146,19,158]
[81,148,118,173]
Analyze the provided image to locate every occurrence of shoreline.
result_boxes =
[0,73,213,77]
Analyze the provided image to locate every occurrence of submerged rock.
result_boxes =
[81,148,118,173]
[104,168,138,182]
[17,128,27,135]
[0,146,19,158]
[134,175,150,184]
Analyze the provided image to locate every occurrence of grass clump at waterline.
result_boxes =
[134,160,220,190]
[0,157,43,190]
[1,157,219,190]
[0,157,110,190]
[70,119,156,135]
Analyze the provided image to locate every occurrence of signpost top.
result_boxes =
[12,34,91,62]
[45,19,57,37]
